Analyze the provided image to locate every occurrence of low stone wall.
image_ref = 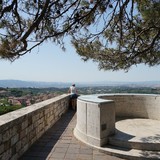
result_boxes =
[74,95,115,147]
[0,94,70,160]
[100,94,160,120]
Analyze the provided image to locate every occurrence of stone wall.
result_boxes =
[0,94,70,160]
[101,94,160,120]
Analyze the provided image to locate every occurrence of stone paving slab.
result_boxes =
[19,110,125,160]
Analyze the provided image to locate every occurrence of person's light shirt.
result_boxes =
[70,86,77,94]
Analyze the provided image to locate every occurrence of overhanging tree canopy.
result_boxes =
[0,0,159,70]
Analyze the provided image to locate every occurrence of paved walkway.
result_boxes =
[20,110,125,160]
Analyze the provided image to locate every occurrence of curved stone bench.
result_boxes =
[100,94,160,120]
[74,94,160,147]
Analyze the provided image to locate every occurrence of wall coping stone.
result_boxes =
[79,93,159,103]
[78,94,113,104]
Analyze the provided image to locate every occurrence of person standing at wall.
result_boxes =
[68,84,78,110]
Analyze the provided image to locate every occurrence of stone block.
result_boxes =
[0,134,2,144]
[0,144,4,154]
[19,129,26,140]
[27,124,33,133]
[2,130,10,142]
[1,149,12,160]
[11,134,19,146]
[10,127,17,137]
[21,120,28,130]
[21,135,29,147]
[10,154,18,160]
[4,140,10,150]
[15,141,21,153]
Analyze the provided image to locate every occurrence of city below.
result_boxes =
[0,79,160,115]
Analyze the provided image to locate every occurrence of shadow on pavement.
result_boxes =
[19,110,75,160]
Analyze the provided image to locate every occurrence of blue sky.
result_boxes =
[0,40,160,83]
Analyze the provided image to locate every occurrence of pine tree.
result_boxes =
[0,0,159,70]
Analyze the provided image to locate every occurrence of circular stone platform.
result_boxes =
[75,94,160,159]
[108,119,160,151]
[116,119,160,140]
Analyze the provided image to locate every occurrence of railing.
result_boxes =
[0,94,70,160]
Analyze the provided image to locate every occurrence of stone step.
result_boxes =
[75,133,160,160]
[75,118,160,159]
[97,118,160,159]
[108,118,160,151]
[101,144,160,160]
[108,130,160,151]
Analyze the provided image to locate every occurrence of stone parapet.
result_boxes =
[100,94,160,120]
[0,94,70,160]
[74,96,115,147]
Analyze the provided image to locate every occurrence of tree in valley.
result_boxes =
[0,0,159,70]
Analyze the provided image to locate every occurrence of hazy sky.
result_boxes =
[0,40,160,83]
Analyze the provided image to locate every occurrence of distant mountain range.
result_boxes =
[0,80,72,88]
[0,79,160,88]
